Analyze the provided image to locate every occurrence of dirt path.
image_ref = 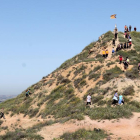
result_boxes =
[38,113,140,140]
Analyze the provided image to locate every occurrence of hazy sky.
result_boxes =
[0,0,139,95]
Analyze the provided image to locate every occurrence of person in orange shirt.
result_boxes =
[102,49,106,58]
[106,49,109,58]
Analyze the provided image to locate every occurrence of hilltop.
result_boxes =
[0,30,140,140]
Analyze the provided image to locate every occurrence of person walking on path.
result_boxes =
[129,25,132,32]
[124,42,126,49]
[0,108,6,119]
[134,27,137,31]
[112,91,118,106]
[118,94,124,105]
[119,55,123,64]
[25,89,31,97]
[112,47,115,55]
[112,38,115,46]
[86,93,91,106]
[129,37,132,48]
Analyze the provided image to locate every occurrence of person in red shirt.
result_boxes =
[134,27,137,31]
[119,55,123,64]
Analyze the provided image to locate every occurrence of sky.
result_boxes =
[0,0,139,95]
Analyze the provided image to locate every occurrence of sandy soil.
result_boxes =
[38,113,140,140]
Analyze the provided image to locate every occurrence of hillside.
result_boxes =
[0,30,140,140]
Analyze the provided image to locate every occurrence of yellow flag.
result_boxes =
[110,14,116,19]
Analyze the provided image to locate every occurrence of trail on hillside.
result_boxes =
[38,113,140,140]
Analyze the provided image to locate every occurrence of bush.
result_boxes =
[54,129,108,140]
[88,73,100,81]
[122,86,134,96]
[103,66,123,82]
[125,67,139,79]
[92,95,104,104]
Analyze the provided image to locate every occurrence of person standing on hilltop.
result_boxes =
[86,93,92,106]
[129,25,132,32]
[0,108,5,119]
[134,27,137,31]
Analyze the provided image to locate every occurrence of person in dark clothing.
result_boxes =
[112,38,115,46]
[0,109,5,119]
[124,42,126,49]
[123,60,128,70]
[134,27,137,31]
[115,33,117,40]
[129,25,132,32]
[127,42,129,48]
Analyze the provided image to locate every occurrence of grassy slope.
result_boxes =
[1,31,140,139]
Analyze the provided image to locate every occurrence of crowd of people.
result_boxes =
[86,91,125,107]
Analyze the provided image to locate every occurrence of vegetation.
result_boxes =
[101,31,114,46]
[53,128,108,140]
[103,66,123,82]
[125,67,139,79]
[118,32,127,42]
[0,129,44,140]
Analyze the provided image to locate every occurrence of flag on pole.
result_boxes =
[110,14,116,19]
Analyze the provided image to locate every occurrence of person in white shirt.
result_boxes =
[86,93,91,105]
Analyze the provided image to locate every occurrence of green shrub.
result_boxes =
[103,66,123,82]
[92,95,104,104]
[0,129,43,140]
[88,73,100,81]
[54,128,108,140]
[29,108,39,118]
[122,86,134,96]
[125,67,139,79]
[93,65,102,72]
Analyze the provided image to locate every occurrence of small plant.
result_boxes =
[122,86,134,96]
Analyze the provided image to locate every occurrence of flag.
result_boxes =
[110,14,116,19]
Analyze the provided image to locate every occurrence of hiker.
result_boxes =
[124,42,126,49]
[86,93,91,105]
[106,49,109,58]
[124,25,127,30]
[134,27,137,31]
[112,47,115,55]
[126,57,130,65]
[115,31,118,40]
[112,38,115,46]
[26,89,30,97]
[129,37,132,48]
[138,62,140,73]
[119,55,123,64]
[129,25,132,32]
[118,94,124,105]
[123,60,129,70]
[102,49,106,58]
[0,109,5,119]
[127,41,129,48]
[112,91,118,106]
